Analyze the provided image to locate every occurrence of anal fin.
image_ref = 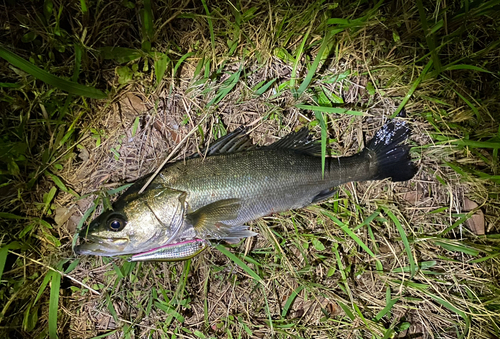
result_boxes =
[311,187,337,204]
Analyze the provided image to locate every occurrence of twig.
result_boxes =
[8,251,101,295]
[138,112,209,194]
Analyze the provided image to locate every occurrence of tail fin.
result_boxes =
[365,118,417,182]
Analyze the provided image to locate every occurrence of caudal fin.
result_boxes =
[365,117,417,182]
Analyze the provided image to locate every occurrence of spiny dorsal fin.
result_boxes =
[195,126,322,156]
[204,127,256,156]
[265,127,322,155]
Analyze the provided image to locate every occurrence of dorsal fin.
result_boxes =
[194,126,256,157]
[194,126,322,157]
[265,127,322,155]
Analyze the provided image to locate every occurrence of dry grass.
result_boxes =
[1,0,500,338]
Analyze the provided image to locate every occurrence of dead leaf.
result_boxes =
[379,244,391,253]
[77,146,89,162]
[67,215,80,234]
[118,92,146,121]
[463,197,478,211]
[54,206,76,226]
[325,302,342,317]
[402,191,423,204]
[463,197,485,236]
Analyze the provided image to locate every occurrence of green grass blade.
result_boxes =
[142,0,154,41]
[321,209,377,258]
[203,269,210,328]
[154,52,170,87]
[89,330,119,339]
[45,171,69,193]
[106,183,134,195]
[207,69,241,107]
[72,43,82,83]
[434,137,500,149]
[34,271,53,305]
[324,70,351,83]
[281,286,304,317]
[442,64,492,73]
[79,0,88,14]
[433,240,479,256]
[215,244,262,283]
[333,242,354,302]
[383,208,416,278]
[297,31,332,97]
[173,51,196,77]
[254,78,277,96]
[391,261,437,273]
[0,82,21,88]
[64,259,80,274]
[421,290,466,319]
[72,199,98,248]
[49,262,64,339]
[262,284,274,334]
[290,23,313,92]
[175,259,192,302]
[0,47,107,99]
[132,116,140,136]
[201,0,215,58]
[296,104,364,116]
[373,296,400,322]
[0,242,21,282]
[43,187,57,215]
[106,294,119,322]
[416,0,441,71]
[391,59,433,118]
[314,111,327,178]
[0,213,26,219]
[353,210,381,231]
[337,301,355,321]
[452,89,480,121]
[154,301,185,323]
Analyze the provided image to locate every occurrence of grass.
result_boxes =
[1,0,500,338]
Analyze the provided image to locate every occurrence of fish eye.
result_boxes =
[107,214,126,232]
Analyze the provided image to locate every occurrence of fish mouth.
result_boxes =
[74,235,130,256]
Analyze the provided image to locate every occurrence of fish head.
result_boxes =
[74,186,188,257]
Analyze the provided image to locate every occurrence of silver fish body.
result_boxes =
[74,117,416,259]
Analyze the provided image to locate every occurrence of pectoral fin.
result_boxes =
[187,199,257,241]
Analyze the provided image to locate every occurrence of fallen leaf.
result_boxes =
[67,215,80,234]
[463,197,485,236]
[54,206,75,226]
[77,146,89,162]
[402,191,423,204]
[379,244,391,253]
[325,302,342,317]
[463,197,478,211]
[123,92,145,111]
[118,92,146,121]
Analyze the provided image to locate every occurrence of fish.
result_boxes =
[74,114,416,260]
